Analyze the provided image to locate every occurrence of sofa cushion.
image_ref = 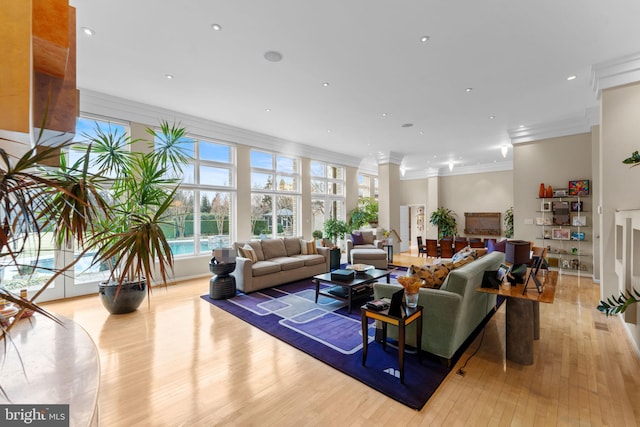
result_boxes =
[488,239,507,253]
[409,263,451,289]
[246,241,265,261]
[300,239,318,255]
[283,237,302,256]
[293,254,326,266]
[360,230,375,245]
[251,260,281,277]
[261,239,287,259]
[351,232,365,245]
[270,256,305,271]
[238,244,258,262]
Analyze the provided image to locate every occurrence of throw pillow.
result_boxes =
[475,248,488,257]
[488,239,507,253]
[238,244,257,262]
[452,255,474,269]
[300,239,318,255]
[351,232,365,245]
[452,247,479,262]
[409,264,451,289]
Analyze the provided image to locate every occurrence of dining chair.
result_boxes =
[439,238,454,258]
[454,238,468,253]
[426,239,440,258]
[416,236,427,258]
[469,239,485,248]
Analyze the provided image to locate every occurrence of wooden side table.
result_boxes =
[361,304,422,384]
[476,270,558,365]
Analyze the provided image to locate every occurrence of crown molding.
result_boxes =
[401,160,512,180]
[376,151,404,165]
[79,89,363,168]
[591,51,640,98]
[505,51,640,146]
[508,113,594,145]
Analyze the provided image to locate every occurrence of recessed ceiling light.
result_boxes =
[165,74,174,79]
[264,51,283,62]
[420,131,424,135]
[381,113,387,117]
[322,82,330,87]
[81,27,95,36]
[402,123,413,128]
[327,129,331,133]
[265,108,271,112]
[420,35,430,43]
[211,23,222,31]
[519,125,525,128]
[465,88,473,92]
[489,115,495,119]
[567,75,577,81]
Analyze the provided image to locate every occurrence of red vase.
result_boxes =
[538,183,545,198]
[546,185,553,198]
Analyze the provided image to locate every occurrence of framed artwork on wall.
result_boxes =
[541,201,551,212]
[571,201,583,212]
[572,215,587,226]
[552,228,570,240]
[569,179,590,196]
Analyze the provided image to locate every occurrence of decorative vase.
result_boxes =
[404,291,418,309]
[546,185,553,198]
[538,183,545,198]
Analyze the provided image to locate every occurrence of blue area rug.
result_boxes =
[200,269,453,410]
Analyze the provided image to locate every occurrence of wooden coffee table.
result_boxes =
[313,268,391,313]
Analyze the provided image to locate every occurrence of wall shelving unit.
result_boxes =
[534,191,591,276]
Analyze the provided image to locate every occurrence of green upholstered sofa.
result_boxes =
[373,251,505,364]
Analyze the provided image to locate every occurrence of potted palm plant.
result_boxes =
[0,132,109,330]
[82,121,190,314]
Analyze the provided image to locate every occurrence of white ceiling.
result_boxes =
[70,0,640,177]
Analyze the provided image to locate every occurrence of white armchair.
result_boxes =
[346,230,383,260]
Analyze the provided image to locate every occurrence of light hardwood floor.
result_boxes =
[43,250,640,426]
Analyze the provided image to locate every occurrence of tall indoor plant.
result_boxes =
[323,218,349,245]
[429,207,458,239]
[84,121,190,314]
[348,196,379,229]
[0,132,109,331]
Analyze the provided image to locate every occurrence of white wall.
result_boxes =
[439,170,514,239]
[601,82,640,348]
[513,133,592,255]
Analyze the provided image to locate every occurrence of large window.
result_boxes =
[251,151,300,238]
[161,136,235,255]
[70,117,130,285]
[358,173,378,200]
[311,161,345,233]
